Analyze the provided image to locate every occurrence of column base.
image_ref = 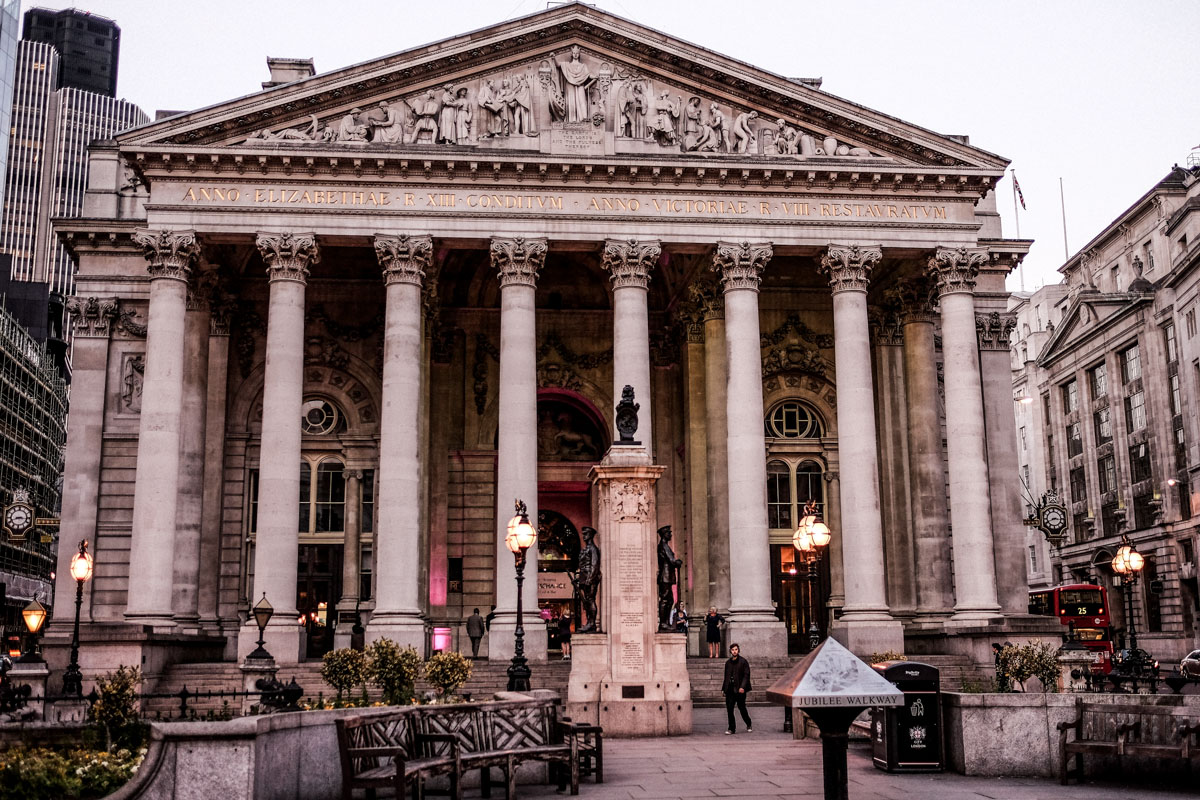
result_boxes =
[724,612,787,658]
[123,612,177,633]
[172,614,203,636]
[488,616,549,664]
[237,619,303,664]
[829,617,904,657]
[364,613,426,654]
[946,607,1002,628]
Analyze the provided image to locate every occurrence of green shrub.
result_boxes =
[996,641,1060,692]
[425,650,472,697]
[320,648,368,700]
[0,746,145,800]
[867,650,907,665]
[88,665,143,752]
[366,638,421,705]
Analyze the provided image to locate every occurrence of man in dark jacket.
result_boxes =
[466,608,486,658]
[722,643,752,734]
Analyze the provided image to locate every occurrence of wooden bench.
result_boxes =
[337,695,603,799]
[1058,697,1199,784]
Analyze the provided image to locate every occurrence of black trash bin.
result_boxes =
[869,660,943,773]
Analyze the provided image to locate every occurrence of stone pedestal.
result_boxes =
[239,657,277,715]
[7,660,49,721]
[566,444,691,736]
[1056,647,1095,693]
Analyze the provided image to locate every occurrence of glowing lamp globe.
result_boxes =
[793,526,814,553]
[70,547,93,583]
[810,521,832,548]
[506,505,537,553]
[22,599,47,634]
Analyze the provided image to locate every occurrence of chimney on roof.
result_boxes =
[263,58,316,89]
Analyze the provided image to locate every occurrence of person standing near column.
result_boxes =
[722,643,752,734]
[126,229,200,630]
[466,608,485,659]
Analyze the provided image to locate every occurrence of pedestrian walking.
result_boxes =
[723,643,752,734]
[559,610,573,660]
[705,607,724,658]
[466,607,486,658]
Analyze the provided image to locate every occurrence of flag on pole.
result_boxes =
[1013,173,1026,210]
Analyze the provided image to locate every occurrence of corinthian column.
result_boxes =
[602,239,660,449]
[892,278,953,618]
[367,234,432,650]
[172,267,217,631]
[928,247,1000,622]
[491,237,548,662]
[820,244,902,654]
[240,233,319,663]
[714,241,786,656]
[125,230,199,629]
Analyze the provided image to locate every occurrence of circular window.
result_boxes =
[765,402,823,439]
[301,399,340,435]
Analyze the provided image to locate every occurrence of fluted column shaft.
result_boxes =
[691,282,730,613]
[820,245,890,619]
[241,233,318,662]
[172,270,215,628]
[715,241,785,655]
[492,237,547,661]
[340,470,362,612]
[895,279,953,616]
[198,310,230,628]
[603,239,660,448]
[368,234,432,649]
[929,247,1000,620]
[125,230,199,628]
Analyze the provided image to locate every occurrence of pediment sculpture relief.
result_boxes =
[242,45,883,161]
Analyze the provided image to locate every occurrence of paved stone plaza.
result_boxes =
[516,708,1190,800]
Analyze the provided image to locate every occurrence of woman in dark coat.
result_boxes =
[705,607,724,658]
[559,611,573,660]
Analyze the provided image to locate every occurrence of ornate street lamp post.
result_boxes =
[505,500,537,692]
[1109,534,1146,652]
[20,599,47,662]
[793,501,833,652]
[247,593,275,660]
[62,540,94,696]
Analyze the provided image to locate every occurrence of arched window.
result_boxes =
[765,402,824,439]
[301,398,342,435]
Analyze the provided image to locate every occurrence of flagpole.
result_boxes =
[1059,177,1069,261]
[1011,170,1023,291]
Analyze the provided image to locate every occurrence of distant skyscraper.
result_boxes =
[22,6,119,97]
[0,0,20,205]
[0,39,146,299]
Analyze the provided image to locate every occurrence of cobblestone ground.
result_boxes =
[513,707,1192,800]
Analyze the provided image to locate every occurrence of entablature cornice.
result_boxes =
[53,218,144,258]
[121,145,1001,199]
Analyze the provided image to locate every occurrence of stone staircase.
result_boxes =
[145,652,982,718]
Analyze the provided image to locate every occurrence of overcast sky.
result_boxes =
[27,0,1200,291]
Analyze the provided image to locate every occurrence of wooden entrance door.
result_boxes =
[297,544,342,659]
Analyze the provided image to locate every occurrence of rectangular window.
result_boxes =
[1165,322,1178,364]
[1029,544,1038,573]
[1062,379,1079,413]
[1069,466,1087,504]
[1120,343,1142,383]
[1048,434,1057,489]
[1101,502,1121,538]
[359,544,373,601]
[447,557,464,593]
[1187,309,1197,339]
[1072,511,1090,543]
[1022,465,1030,489]
[1180,482,1193,521]
[249,469,259,533]
[314,462,346,533]
[1093,406,1112,445]
[766,463,792,530]
[1067,422,1083,457]
[1144,559,1162,633]
[298,462,311,533]
[1169,373,1182,417]
[1124,390,1146,432]
[1019,426,1027,451]
[1129,442,1152,483]
[1089,363,1107,398]
[1098,456,1116,494]
[1133,493,1156,530]
[361,470,375,533]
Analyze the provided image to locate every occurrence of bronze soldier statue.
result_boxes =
[657,525,683,630]
[574,526,601,632]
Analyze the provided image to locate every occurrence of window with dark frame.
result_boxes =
[1120,343,1142,383]
[1069,466,1087,504]
[1101,502,1121,538]
[1129,442,1152,483]
[1093,406,1112,445]
[1062,379,1079,413]
[1089,362,1107,398]
[1124,390,1146,432]
[1132,493,1156,530]
[1098,455,1116,494]
[1066,422,1083,457]
[1072,511,1090,543]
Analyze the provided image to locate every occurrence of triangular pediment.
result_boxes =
[1037,290,1152,366]
[120,4,1005,171]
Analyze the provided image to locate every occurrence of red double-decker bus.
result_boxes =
[1028,584,1114,673]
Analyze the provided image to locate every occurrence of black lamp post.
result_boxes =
[247,593,275,660]
[62,539,93,696]
[505,499,537,692]
[20,599,47,662]
[1110,534,1146,652]
[794,501,833,652]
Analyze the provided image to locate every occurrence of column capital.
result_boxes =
[976,310,1018,351]
[713,241,772,292]
[601,239,660,289]
[868,307,904,347]
[185,267,220,312]
[256,232,320,283]
[819,244,881,293]
[687,278,724,322]
[491,237,547,288]
[64,296,118,339]
[375,234,432,286]
[133,229,200,282]
[928,246,987,296]
[887,276,939,324]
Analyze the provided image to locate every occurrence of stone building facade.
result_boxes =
[47,5,1035,676]
[1013,159,1200,662]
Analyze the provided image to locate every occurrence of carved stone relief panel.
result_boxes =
[120,352,144,414]
[239,45,884,161]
